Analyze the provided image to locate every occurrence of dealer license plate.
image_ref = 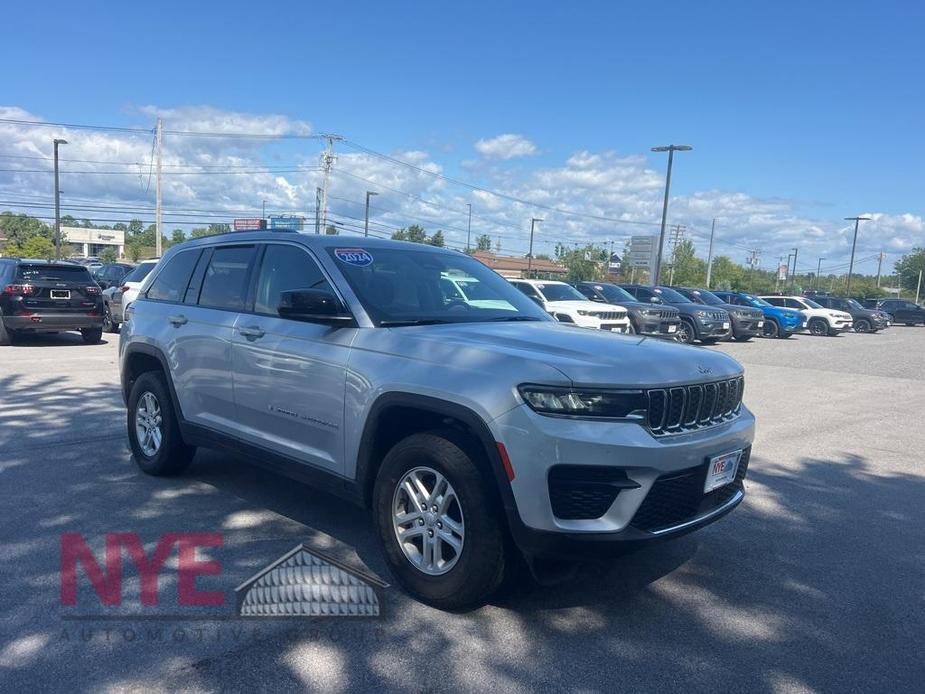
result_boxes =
[50,289,70,300]
[667,325,677,333]
[722,322,730,330]
[757,321,764,328]
[704,450,742,493]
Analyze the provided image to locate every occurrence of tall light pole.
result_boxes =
[466,203,472,252]
[844,216,871,293]
[790,247,799,292]
[527,218,543,276]
[53,138,68,259]
[651,144,692,285]
[155,117,163,258]
[705,218,716,288]
[364,191,378,237]
[815,257,825,290]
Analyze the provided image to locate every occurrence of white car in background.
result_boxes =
[509,279,633,333]
[759,295,853,336]
[102,259,159,332]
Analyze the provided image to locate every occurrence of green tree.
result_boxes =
[325,224,339,235]
[60,214,78,228]
[127,219,144,236]
[476,234,492,251]
[668,239,707,286]
[0,211,53,246]
[392,224,428,243]
[428,230,445,247]
[7,235,56,259]
[99,247,118,264]
[895,248,925,295]
[170,229,186,245]
[126,242,142,262]
[554,243,606,282]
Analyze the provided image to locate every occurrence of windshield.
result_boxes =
[653,286,691,303]
[534,282,586,302]
[122,262,157,283]
[803,298,823,309]
[15,264,92,282]
[846,299,863,310]
[596,284,636,304]
[328,247,551,325]
[677,288,725,305]
[742,294,772,308]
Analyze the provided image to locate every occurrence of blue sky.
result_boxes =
[1,1,922,271]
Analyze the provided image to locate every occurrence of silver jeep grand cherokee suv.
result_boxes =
[119,232,755,609]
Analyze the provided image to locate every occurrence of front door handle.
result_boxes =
[168,314,188,327]
[238,326,265,339]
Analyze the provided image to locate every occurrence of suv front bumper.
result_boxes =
[492,403,755,558]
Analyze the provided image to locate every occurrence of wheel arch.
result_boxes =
[121,343,183,418]
[355,393,516,518]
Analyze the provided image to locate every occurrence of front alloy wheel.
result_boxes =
[854,318,871,333]
[392,466,465,576]
[809,318,829,336]
[676,320,694,344]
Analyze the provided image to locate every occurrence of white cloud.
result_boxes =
[474,133,538,160]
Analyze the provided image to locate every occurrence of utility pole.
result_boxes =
[155,117,163,257]
[650,144,692,285]
[776,255,784,292]
[53,138,67,259]
[319,134,343,235]
[364,191,378,237]
[917,270,923,305]
[844,216,871,293]
[876,251,884,287]
[314,187,322,234]
[747,249,760,292]
[466,203,472,251]
[789,247,799,293]
[705,218,716,288]
[667,224,685,285]
[815,257,825,290]
[262,199,266,220]
[527,218,542,276]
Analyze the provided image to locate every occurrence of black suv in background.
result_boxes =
[872,299,925,326]
[0,259,104,345]
[92,263,135,289]
[572,281,681,339]
[619,284,731,344]
[671,286,764,341]
[811,296,890,332]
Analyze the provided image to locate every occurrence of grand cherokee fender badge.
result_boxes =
[236,544,387,617]
[334,248,373,266]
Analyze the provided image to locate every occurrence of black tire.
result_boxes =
[0,318,12,346]
[102,304,118,333]
[762,319,780,339]
[127,371,195,476]
[853,319,871,333]
[81,327,103,344]
[808,318,829,337]
[676,318,696,344]
[700,337,719,345]
[734,335,753,342]
[373,431,507,610]
[781,331,794,339]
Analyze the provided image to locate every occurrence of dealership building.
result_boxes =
[61,226,125,258]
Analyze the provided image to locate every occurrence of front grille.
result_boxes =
[630,447,751,532]
[548,466,639,520]
[646,376,744,436]
[590,310,626,321]
[707,310,727,320]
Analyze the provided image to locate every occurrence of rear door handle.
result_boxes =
[238,326,265,339]
[168,314,188,327]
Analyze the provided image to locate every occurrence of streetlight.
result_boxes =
[527,218,543,275]
[364,191,378,237]
[53,138,67,259]
[844,216,871,293]
[790,247,799,292]
[651,144,693,285]
[815,257,825,290]
[466,203,472,252]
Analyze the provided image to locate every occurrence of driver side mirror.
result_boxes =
[278,289,353,326]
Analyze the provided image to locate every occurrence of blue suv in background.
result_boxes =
[712,291,805,339]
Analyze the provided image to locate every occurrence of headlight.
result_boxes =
[518,385,646,419]
[576,310,589,316]
[696,310,709,318]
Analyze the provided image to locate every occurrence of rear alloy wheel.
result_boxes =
[128,371,196,476]
[102,304,118,333]
[81,327,103,344]
[854,318,871,333]
[374,432,506,610]
[676,319,695,344]
[762,319,780,338]
[809,318,829,336]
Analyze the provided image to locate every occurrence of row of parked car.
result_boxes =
[504,278,923,344]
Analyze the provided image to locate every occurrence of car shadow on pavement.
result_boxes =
[1,373,923,693]
[3,333,111,347]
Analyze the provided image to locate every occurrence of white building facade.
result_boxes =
[61,226,125,259]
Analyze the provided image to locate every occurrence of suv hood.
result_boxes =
[380,321,743,388]
[545,299,624,313]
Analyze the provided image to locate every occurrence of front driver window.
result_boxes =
[255,245,334,316]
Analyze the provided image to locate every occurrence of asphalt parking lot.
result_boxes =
[1,328,923,693]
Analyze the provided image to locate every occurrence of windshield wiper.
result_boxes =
[378,319,453,327]
[486,316,543,322]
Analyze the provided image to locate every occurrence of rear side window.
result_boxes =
[147,251,201,303]
[123,262,157,284]
[15,264,91,282]
[197,246,255,311]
